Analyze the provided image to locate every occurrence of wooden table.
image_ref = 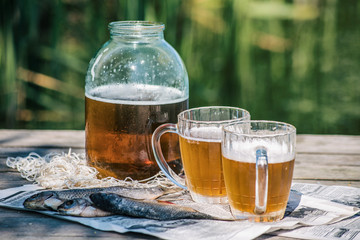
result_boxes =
[1,130,359,239]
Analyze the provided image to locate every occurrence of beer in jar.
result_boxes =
[85,21,189,180]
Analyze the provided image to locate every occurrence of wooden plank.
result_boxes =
[294,153,360,181]
[0,130,85,148]
[0,171,34,189]
[0,147,85,158]
[296,153,360,166]
[2,152,358,175]
[1,130,360,154]
[294,164,360,181]
[2,163,359,188]
[1,149,359,189]
[297,134,360,154]
[2,162,359,188]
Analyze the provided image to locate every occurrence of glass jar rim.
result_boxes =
[109,21,165,34]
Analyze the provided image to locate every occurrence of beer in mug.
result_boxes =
[222,121,296,222]
[152,107,250,204]
[179,127,225,199]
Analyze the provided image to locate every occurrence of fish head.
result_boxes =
[57,198,92,216]
[23,191,59,210]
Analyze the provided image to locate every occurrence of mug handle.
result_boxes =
[151,123,187,189]
[255,147,268,214]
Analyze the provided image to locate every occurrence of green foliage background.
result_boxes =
[1,0,359,134]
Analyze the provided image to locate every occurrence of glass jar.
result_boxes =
[85,21,189,180]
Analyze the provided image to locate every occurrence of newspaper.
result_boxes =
[277,183,360,240]
[278,213,360,240]
[0,183,359,240]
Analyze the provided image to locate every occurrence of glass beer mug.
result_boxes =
[222,120,296,222]
[152,107,250,204]
[85,21,189,180]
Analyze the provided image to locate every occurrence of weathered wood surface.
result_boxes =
[0,130,359,240]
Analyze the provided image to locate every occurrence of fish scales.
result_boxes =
[57,198,113,217]
[90,193,217,220]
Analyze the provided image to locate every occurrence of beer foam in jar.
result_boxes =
[86,83,187,105]
[182,126,222,142]
[222,139,295,164]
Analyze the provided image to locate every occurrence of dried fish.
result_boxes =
[23,186,175,210]
[90,193,217,220]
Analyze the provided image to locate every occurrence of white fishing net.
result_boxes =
[6,149,178,190]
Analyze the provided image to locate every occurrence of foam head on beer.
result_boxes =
[182,126,222,141]
[222,139,295,164]
[88,83,187,103]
